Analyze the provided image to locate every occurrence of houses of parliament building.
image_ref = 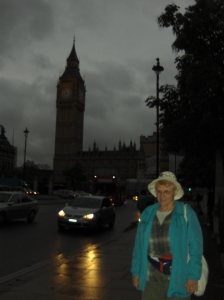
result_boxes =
[53,40,164,185]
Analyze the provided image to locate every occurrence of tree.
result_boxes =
[38,164,51,170]
[63,163,86,185]
[146,0,224,188]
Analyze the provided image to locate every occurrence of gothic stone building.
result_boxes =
[53,40,86,182]
[74,140,142,184]
[0,125,17,171]
[53,40,141,184]
[53,41,163,185]
[73,134,165,185]
[139,133,166,179]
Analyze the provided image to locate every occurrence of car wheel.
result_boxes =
[27,210,36,223]
[0,212,6,225]
[108,215,115,229]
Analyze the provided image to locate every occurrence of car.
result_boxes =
[132,195,139,202]
[132,191,140,202]
[0,191,39,224]
[0,185,13,191]
[73,190,89,196]
[13,186,38,195]
[58,195,115,230]
[24,187,39,195]
[13,186,25,192]
[53,190,75,198]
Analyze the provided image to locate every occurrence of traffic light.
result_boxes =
[188,187,192,192]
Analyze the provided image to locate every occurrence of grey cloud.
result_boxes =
[0,75,56,167]
[31,54,54,70]
[0,0,196,167]
[0,0,53,61]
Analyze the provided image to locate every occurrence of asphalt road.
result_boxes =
[0,199,139,279]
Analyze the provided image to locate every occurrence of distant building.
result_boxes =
[0,125,17,170]
[74,140,142,184]
[53,39,86,182]
[139,133,168,179]
[53,41,171,185]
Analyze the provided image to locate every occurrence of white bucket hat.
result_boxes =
[148,171,184,200]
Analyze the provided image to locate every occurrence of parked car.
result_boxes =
[13,186,25,192]
[0,185,13,191]
[53,190,74,198]
[58,195,115,230]
[132,195,139,202]
[0,191,39,224]
[73,190,89,197]
[24,188,39,195]
[13,186,38,195]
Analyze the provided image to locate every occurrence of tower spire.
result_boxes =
[60,39,81,79]
[67,39,79,63]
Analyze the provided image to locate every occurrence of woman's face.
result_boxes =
[155,182,177,210]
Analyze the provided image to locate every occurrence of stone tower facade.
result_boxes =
[53,40,86,182]
[0,125,17,171]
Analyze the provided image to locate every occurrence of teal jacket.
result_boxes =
[131,201,203,298]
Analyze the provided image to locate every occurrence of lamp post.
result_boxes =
[23,128,29,186]
[152,58,164,178]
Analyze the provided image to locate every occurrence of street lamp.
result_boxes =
[23,127,29,186]
[152,58,164,178]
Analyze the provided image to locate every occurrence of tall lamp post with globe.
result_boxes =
[23,128,29,187]
[152,58,164,178]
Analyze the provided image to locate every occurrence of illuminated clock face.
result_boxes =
[61,88,72,99]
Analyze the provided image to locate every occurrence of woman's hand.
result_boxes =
[132,276,139,289]
[185,279,198,294]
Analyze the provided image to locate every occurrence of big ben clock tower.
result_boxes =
[53,40,86,182]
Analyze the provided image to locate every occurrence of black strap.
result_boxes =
[147,255,172,275]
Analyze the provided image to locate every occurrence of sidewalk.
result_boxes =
[0,203,223,299]
[192,203,224,300]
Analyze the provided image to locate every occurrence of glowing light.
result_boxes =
[83,214,94,219]
[58,210,65,217]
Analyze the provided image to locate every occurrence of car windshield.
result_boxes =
[69,197,101,208]
[0,193,11,203]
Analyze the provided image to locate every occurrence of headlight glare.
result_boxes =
[58,210,65,217]
[83,214,94,219]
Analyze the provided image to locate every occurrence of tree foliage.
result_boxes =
[63,163,86,183]
[0,160,53,189]
[146,0,224,188]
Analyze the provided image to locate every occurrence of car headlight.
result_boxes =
[58,210,66,217]
[83,214,94,219]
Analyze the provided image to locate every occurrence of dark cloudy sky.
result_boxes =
[0,0,194,168]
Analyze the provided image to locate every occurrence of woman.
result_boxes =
[131,171,203,300]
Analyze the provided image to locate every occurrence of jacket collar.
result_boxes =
[141,201,184,220]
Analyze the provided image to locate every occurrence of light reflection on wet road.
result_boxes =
[0,199,138,279]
